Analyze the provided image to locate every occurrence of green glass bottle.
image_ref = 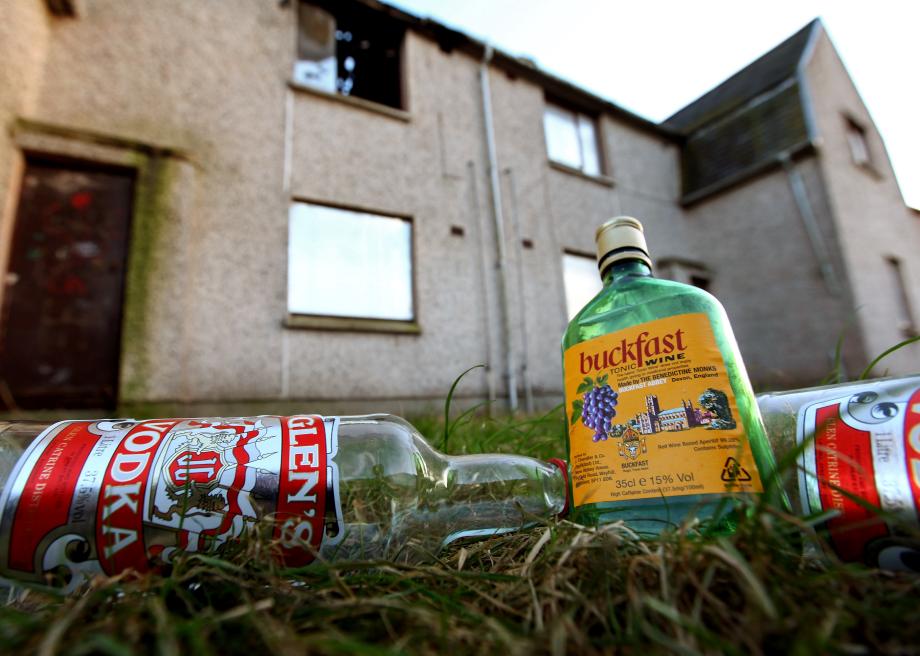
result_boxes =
[562,217,781,534]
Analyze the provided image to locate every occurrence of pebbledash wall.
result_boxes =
[0,1,917,416]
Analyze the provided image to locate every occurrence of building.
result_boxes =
[635,396,704,434]
[0,1,917,414]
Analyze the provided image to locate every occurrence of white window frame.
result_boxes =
[287,201,415,327]
[543,101,603,177]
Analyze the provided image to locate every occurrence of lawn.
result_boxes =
[2,404,919,655]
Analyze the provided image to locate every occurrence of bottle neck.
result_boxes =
[428,454,567,547]
[601,258,653,287]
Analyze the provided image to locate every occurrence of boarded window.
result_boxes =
[296,1,405,110]
[543,101,602,176]
[562,252,602,320]
[288,203,413,321]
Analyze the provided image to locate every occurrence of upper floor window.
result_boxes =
[288,202,414,322]
[845,117,872,168]
[543,101,602,176]
[295,1,405,110]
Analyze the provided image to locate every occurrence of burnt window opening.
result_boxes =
[296,1,405,110]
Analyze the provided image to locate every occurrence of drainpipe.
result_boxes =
[280,86,295,400]
[504,166,535,413]
[479,45,518,412]
[468,160,499,407]
[779,152,841,297]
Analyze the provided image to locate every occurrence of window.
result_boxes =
[45,0,76,16]
[543,101,602,176]
[845,117,872,168]
[562,252,602,320]
[288,203,413,322]
[295,1,405,110]
[658,259,713,293]
[886,256,917,337]
[689,274,711,292]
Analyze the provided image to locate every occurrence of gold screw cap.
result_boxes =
[595,216,652,275]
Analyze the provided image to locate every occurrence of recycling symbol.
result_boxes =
[721,457,752,482]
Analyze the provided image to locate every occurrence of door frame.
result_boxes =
[1,120,187,410]
[0,154,138,409]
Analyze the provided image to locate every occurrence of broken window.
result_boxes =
[562,252,602,320]
[288,202,414,321]
[295,1,405,110]
[543,100,602,176]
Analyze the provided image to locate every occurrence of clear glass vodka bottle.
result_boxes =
[0,414,567,590]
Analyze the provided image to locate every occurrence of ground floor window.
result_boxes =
[886,255,917,337]
[562,252,602,320]
[288,202,414,321]
[658,259,713,293]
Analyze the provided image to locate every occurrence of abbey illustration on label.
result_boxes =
[572,373,737,446]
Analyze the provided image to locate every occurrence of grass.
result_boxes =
[2,406,920,655]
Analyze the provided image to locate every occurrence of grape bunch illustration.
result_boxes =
[571,374,619,442]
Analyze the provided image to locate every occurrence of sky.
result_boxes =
[387,0,920,209]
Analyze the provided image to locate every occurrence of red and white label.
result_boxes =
[97,420,178,574]
[0,415,342,589]
[798,384,920,565]
[905,389,920,523]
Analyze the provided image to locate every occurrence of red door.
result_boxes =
[0,158,135,409]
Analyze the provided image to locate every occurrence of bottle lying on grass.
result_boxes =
[757,375,920,571]
[0,414,568,591]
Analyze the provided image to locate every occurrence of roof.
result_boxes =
[667,20,822,203]
[338,2,825,202]
[681,80,811,203]
[665,19,820,134]
[359,0,676,138]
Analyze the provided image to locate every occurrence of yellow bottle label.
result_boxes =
[564,313,763,507]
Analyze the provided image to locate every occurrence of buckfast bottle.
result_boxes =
[562,217,781,533]
[0,414,567,591]
[757,375,920,570]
